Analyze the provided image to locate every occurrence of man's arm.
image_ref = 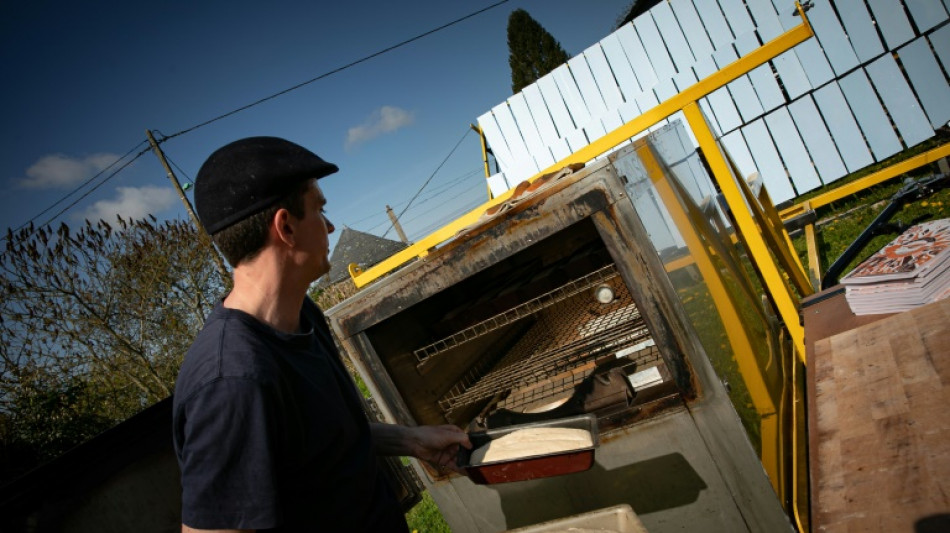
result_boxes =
[370,423,471,473]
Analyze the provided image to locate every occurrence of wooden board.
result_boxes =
[810,297,950,532]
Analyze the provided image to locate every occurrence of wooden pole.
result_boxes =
[145,130,230,282]
[386,205,411,244]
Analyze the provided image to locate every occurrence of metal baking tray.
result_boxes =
[458,414,598,484]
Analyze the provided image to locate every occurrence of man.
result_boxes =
[173,136,470,532]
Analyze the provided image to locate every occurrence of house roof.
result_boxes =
[318,227,408,287]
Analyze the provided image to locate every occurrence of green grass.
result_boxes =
[405,492,452,533]
[788,137,950,278]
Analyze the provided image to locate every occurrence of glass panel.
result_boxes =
[522,84,560,149]
[866,0,915,49]
[553,65,593,137]
[717,0,756,37]
[838,69,902,160]
[800,0,859,75]
[537,70,577,136]
[492,102,538,180]
[609,120,785,456]
[584,43,624,110]
[567,55,608,118]
[652,1,695,71]
[905,0,949,33]
[634,12,676,81]
[509,93,555,169]
[770,0,835,86]
[477,111,515,177]
[900,37,950,128]
[932,23,950,75]
[764,107,822,193]
[865,53,934,148]
[742,119,796,203]
[836,0,885,63]
[673,0,714,59]
[732,33,782,114]
[694,0,734,49]
[787,95,848,183]
[600,32,643,101]
[616,23,659,92]
[812,82,874,172]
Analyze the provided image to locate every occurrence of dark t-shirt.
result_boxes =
[173,298,407,532]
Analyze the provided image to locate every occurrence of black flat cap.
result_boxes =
[194,136,339,234]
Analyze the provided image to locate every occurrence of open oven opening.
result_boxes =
[363,218,683,432]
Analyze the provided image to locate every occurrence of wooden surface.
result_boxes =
[810,296,950,532]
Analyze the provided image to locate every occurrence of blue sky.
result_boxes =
[1,0,633,252]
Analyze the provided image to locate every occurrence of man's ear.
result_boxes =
[271,208,296,247]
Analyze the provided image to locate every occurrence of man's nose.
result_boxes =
[326,217,335,234]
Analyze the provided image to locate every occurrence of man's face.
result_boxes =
[296,180,335,280]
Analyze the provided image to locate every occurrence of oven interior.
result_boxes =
[362,217,685,433]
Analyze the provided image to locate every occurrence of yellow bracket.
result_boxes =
[779,141,950,220]
[470,124,494,200]
[802,202,822,290]
[683,102,806,361]
[351,10,814,288]
[638,142,784,495]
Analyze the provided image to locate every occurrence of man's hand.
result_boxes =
[371,423,472,474]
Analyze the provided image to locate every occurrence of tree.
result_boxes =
[0,217,226,475]
[615,0,663,28]
[507,9,570,94]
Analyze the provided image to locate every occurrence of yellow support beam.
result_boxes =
[735,172,814,297]
[351,12,815,288]
[682,102,807,361]
[801,201,822,290]
[779,141,950,220]
[638,142,784,495]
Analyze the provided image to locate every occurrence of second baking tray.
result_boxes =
[458,414,598,484]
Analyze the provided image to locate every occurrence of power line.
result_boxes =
[4,140,150,240]
[401,179,485,226]
[8,1,509,237]
[36,147,153,230]
[152,130,195,186]
[410,195,487,239]
[346,166,481,227]
[349,167,483,234]
[159,1,510,142]
[382,128,472,238]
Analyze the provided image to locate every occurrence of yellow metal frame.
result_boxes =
[683,103,807,359]
[637,143,785,497]
[351,4,815,289]
[470,124,494,198]
[779,142,950,220]
[352,9,817,529]
[778,141,950,291]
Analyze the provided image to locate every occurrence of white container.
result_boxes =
[505,504,648,532]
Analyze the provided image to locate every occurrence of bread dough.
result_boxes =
[470,427,592,464]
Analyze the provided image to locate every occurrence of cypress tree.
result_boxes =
[507,9,570,94]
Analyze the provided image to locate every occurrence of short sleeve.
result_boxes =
[176,377,284,530]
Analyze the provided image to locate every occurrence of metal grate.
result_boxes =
[414,264,619,371]
[499,344,664,414]
[436,268,656,419]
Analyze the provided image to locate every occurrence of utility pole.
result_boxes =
[145,129,230,282]
[385,205,411,244]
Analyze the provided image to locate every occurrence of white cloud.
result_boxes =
[345,106,415,150]
[19,152,123,189]
[74,185,178,222]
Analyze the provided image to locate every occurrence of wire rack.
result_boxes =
[498,344,664,413]
[436,268,654,419]
[414,264,619,371]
